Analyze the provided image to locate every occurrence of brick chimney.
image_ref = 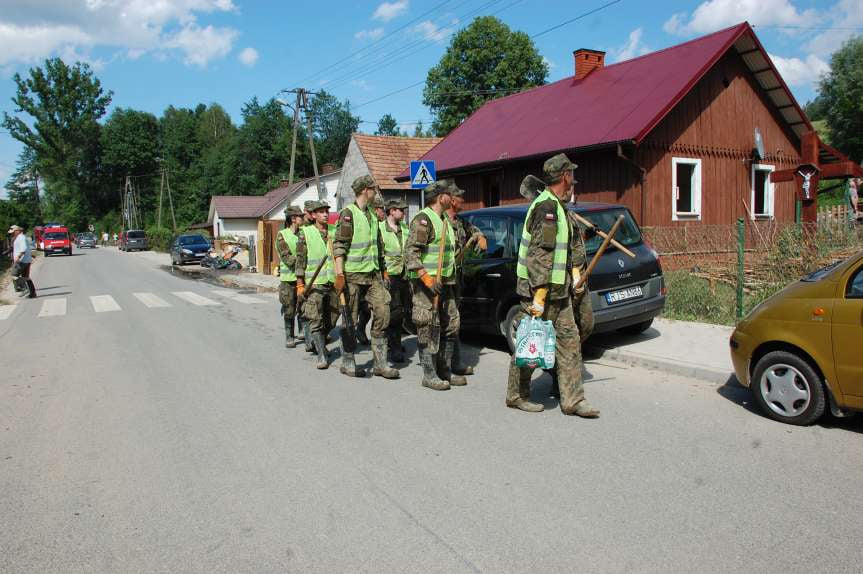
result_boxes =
[321,163,337,175]
[573,49,605,80]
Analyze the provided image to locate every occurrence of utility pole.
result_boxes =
[165,169,177,231]
[288,90,300,184]
[301,89,324,202]
[157,169,165,228]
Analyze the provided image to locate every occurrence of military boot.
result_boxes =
[549,368,560,398]
[339,338,367,377]
[284,317,297,348]
[451,337,475,376]
[564,399,600,418]
[419,346,449,391]
[387,328,404,363]
[372,336,400,379]
[437,338,467,386]
[505,364,544,412]
[304,322,314,353]
[296,317,306,341]
[312,332,328,370]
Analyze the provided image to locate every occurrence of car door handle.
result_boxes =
[486,273,501,278]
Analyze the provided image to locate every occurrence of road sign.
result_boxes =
[410,160,436,189]
[88,224,95,232]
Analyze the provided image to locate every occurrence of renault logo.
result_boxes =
[617,258,625,269]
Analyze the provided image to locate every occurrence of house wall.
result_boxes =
[336,138,369,210]
[450,50,803,227]
[218,218,259,242]
[280,172,341,215]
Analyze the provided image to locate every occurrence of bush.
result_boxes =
[145,226,173,252]
[662,270,737,325]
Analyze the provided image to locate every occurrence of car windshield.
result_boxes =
[45,232,68,240]
[801,259,846,282]
[80,233,94,239]
[179,235,207,245]
[127,230,145,239]
[576,207,643,254]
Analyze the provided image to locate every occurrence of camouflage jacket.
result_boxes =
[333,201,386,285]
[275,227,298,271]
[447,211,484,259]
[405,208,457,285]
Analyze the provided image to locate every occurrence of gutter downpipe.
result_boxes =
[617,143,647,225]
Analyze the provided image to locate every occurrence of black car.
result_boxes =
[460,202,666,350]
[171,234,211,265]
[120,229,148,251]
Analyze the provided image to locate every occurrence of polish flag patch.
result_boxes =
[545,213,555,220]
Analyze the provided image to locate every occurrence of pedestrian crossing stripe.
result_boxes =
[0,306,14,321]
[133,292,171,308]
[38,298,67,318]
[90,295,121,313]
[210,289,266,304]
[171,291,220,306]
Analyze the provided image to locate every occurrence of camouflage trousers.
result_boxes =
[508,297,586,413]
[387,276,412,331]
[345,278,391,338]
[278,281,298,320]
[573,290,594,341]
[411,281,460,345]
[302,285,339,334]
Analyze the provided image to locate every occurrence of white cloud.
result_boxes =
[238,46,258,67]
[610,28,650,62]
[414,20,451,43]
[542,56,556,70]
[805,0,863,57]
[769,52,830,87]
[355,27,385,40]
[351,79,372,91]
[0,0,239,68]
[663,0,816,35]
[373,0,409,22]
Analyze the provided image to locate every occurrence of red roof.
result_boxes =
[212,196,270,218]
[353,134,442,189]
[411,22,810,175]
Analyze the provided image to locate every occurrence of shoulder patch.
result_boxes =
[419,218,428,226]
[342,214,352,222]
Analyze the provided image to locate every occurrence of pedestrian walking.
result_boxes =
[102,231,109,246]
[444,181,487,376]
[406,180,465,390]
[379,198,411,364]
[295,201,338,369]
[112,232,118,244]
[276,206,304,348]
[506,153,599,417]
[847,177,860,223]
[333,175,398,379]
[8,225,36,298]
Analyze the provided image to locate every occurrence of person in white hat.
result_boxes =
[8,225,36,298]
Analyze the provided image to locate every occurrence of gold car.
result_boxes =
[730,250,863,425]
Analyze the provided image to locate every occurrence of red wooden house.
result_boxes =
[405,22,862,225]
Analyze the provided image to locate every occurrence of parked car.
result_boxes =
[459,202,665,350]
[171,234,211,265]
[43,227,72,256]
[730,251,863,426]
[75,232,97,248]
[119,229,148,251]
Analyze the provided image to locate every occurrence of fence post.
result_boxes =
[796,200,802,224]
[736,217,745,321]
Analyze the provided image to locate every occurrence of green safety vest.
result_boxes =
[379,220,409,276]
[408,207,455,279]
[516,189,569,285]
[341,203,380,273]
[277,227,298,282]
[302,225,334,285]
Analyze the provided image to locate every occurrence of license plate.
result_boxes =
[605,286,643,304]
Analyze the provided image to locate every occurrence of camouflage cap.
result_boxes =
[446,180,465,198]
[285,205,303,217]
[385,198,408,211]
[543,153,578,180]
[372,195,386,209]
[352,174,378,194]
[423,180,451,202]
[307,200,329,212]
[303,200,317,212]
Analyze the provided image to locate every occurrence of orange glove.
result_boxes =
[476,235,488,252]
[296,281,305,299]
[334,274,346,293]
[528,287,548,317]
[382,271,391,288]
[420,272,442,294]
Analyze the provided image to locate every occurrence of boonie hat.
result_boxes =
[543,153,578,180]
[352,174,378,194]
[285,206,303,217]
[307,200,328,212]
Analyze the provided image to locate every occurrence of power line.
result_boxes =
[752,24,863,31]
[354,81,425,109]
[530,0,623,39]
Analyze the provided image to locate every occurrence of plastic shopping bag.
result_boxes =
[514,316,556,369]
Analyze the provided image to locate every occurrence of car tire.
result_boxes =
[617,319,653,336]
[751,350,826,426]
[502,303,521,353]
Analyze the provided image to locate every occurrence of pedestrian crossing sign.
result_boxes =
[410,160,436,189]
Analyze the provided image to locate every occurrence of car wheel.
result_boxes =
[502,303,521,353]
[617,318,654,336]
[751,351,826,426]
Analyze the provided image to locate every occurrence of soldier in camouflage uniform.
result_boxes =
[406,180,466,390]
[298,199,319,350]
[355,195,387,346]
[443,181,488,376]
[295,201,339,369]
[275,205,304,348]
[333,175,398,379]
[379,198,411,363]
[507,154,599,417]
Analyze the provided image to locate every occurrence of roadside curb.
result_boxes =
[170,264,279,293]
[586,344,733,384]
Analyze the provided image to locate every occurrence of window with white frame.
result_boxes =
[672,157,702,221]
[751,164,775,218]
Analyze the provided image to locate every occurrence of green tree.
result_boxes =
[423,16,547,136]
[819,36,863,162]
[159,105,204,225]
[2,148,42,230]
[2,58,112,228]
[309,90,360,166]
[375,113,400,136]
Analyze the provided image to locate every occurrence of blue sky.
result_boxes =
[1,0,859,194]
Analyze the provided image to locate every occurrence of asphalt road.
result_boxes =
[2,247,862,573]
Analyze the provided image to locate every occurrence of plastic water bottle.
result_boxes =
[543,320,557,369]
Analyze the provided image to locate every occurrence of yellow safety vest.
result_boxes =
[379,220,409,276]
[277,227,298,282]
[408,207,455,279]
[516,190,569,285]
[302,225,334,285]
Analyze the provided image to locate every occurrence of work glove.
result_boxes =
[572,268,585,296]
[382,271,391,289]
[476,235,488,252]
[420,272,442,295]
[334,274,346,294]
[528,287,548,317]
[296,281,306,299]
